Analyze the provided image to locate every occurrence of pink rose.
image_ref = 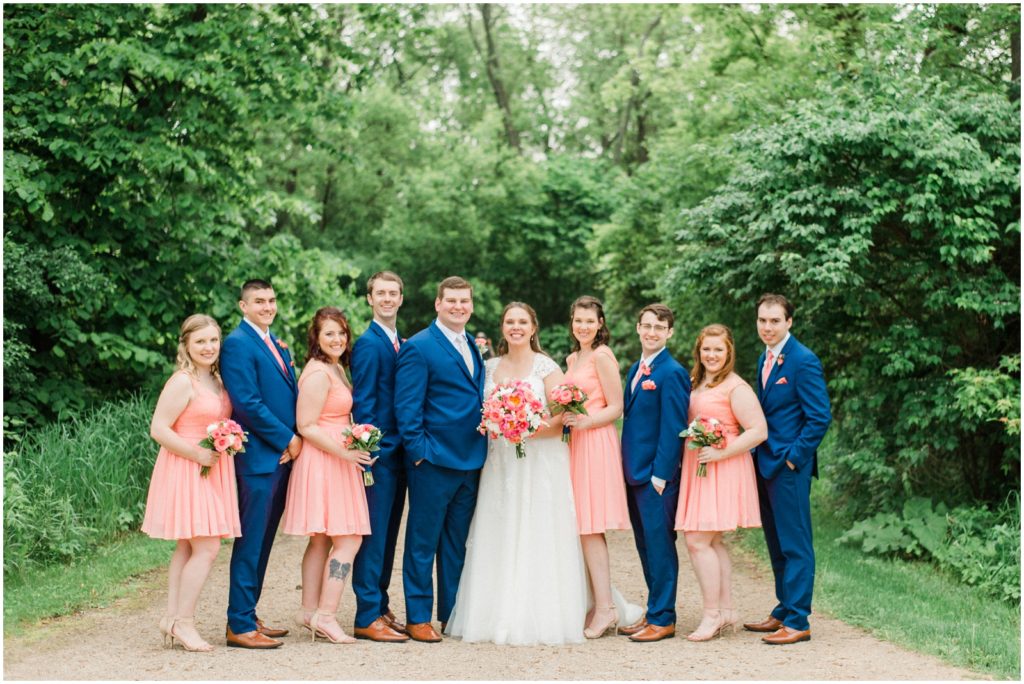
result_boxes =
[555,388,572,404]
[232,435,244,450]
[214,435,232,452]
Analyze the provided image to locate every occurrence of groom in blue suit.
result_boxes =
[394,276,487,643]
[745,293,831,645]
[220,279,302,649]
[620,303,691,642]
[350,271,410,642]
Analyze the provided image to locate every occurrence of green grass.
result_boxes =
[3,532,173,637]
[734,487,1021,680]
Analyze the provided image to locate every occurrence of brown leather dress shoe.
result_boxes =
[762,626,811,645]
[383,610,407,634]
[617,617,648,636]
[406,622,442,643]
[628,623,675,642]
[743,616,783,633]
[255,618,289,638]
[226,626,283,649]
[354,617,410,643]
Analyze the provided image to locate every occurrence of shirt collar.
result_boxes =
[372,319,398,343]
[243,316,271,340]
[766,332,790,358]
[435,319,467,345]
[641,347,666,367]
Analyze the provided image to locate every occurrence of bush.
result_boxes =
[3,395,155,577]
[837,494,1021,603]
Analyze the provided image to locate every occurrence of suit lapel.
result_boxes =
[625,360,642,411]
[430,323,476,384]
[369,321,400,356]
[761,337,795,401]
[241,322,292,385]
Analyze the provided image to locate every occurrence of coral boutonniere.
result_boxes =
[641,363,652,377]
[277,340,289,351]
[641,380,657,391]
[777,353,785,366]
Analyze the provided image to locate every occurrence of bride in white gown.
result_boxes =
[446,302,587,645]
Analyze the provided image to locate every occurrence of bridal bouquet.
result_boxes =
[679,417,725,477]
[547,383,588,443]
[478,380,547,458]
[342,423,383,486]
[198,420,248,478]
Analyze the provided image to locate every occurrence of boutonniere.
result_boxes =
[277,340,289,351]
[641,380,657,391]
[289,360,295,367]
[777,353,785,366]
[775,377,788,385]
[641,363,652,377]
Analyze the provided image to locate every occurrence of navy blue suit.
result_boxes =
[350,322,407,629]
[220,320,298,634]
[394,321,487,625]
[754,335,831,632]
[620,350,690,627]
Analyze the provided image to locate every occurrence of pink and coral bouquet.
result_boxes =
[547,383,588,442]
[342,423,384,486]
[478,380,547,458]
[679,416,725,477]
[198,420,248,478]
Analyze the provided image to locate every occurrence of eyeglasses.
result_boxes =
[638,323,669,332]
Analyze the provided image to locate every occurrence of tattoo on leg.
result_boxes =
[328,559,351,581]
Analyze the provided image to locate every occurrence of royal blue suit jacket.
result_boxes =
[220,322,298,476]
[621,350,691,486]
[351,322,403,463]
[394,322,487,471]
[754,335,831,480]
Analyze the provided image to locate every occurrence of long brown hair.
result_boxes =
[691,323,735,388]
[176,314,223,381]
[569,295,611,352]
[306,307,353,368]
[495,301,545,356]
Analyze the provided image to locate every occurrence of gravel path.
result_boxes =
[4,524,985,680]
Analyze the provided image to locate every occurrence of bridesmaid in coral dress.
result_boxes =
[562,296,632,639]
[142,314,241,652]
[282,307,373,644]
[675,323,767,642]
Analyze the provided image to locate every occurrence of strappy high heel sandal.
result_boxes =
[168,616,214,652]
[584,606,619,639]
[687,610,726,642]
[309,610,355,644]
[294,609,314,633]
[159,615,173,648]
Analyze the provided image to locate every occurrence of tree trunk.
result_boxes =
[476,4,521,151]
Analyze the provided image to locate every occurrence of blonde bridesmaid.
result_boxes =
[675,324,767,641]
[562,296,632,638]
[142,314,241,652]
[282,307,373,644]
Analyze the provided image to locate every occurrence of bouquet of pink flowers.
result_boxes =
[478,380,547,458]
[198,420,248,478]
[342,423,383,486]
[680,417,725,477]
[547,383,588,443]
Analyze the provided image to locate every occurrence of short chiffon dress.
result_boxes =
[563,346,631,534]
[675,372,762,532]
[282,360,371,536]
[141,371,241,540]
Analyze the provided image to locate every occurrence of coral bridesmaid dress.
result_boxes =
[675,373,761,532]
[282,360,371,536]
[563,345,631,534]
[142,372,241,540]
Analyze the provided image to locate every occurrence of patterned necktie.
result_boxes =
[264,335,286,373]
[762,350,774,388]
[454,334,474,374]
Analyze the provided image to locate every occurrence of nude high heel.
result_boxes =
[687,610,726,642]
[294,609,314,633]
[168,616,214,652]
[584,606,619,639]
[310,610,355,644]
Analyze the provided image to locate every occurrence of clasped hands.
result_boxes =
[279,435,303,464]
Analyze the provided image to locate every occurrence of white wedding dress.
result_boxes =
[446,354,588,645]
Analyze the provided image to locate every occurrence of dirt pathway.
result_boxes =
[4,527,985,680]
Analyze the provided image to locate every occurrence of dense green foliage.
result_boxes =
[4,4,1019,593]
[4,395,154,576]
